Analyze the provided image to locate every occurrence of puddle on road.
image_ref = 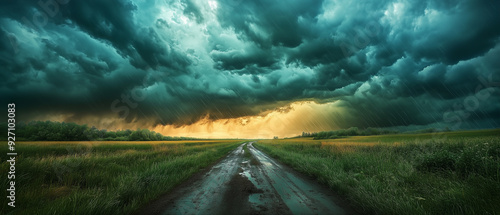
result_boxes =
[239,162,267,213]
[238,144,291,214]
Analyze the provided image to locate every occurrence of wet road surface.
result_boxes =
[140,142,353,215]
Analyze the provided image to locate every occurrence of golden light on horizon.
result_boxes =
[153,100,347,139]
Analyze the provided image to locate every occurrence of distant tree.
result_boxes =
[16,120,197,141]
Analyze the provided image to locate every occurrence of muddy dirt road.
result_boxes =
[140,142,353,215]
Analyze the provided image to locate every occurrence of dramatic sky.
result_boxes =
[1,0,499,138]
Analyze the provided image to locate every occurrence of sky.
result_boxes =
[1,0,499,138]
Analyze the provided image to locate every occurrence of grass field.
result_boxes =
[255,129,500,215]
[0,140,243,215]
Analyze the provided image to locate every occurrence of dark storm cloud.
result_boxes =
[408,1,500,64]
[181,0,204,24]
[211,46,279,70]
[1,0,499,130]
[0,0,191,71]
[217,0,323,48]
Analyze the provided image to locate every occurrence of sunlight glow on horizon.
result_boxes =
[153,101,345,139]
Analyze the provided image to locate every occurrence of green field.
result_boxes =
[2,129,499,215]
[254,129,500,215]
[0,140,242,215]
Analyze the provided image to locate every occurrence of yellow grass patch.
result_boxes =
[46,186,73,200]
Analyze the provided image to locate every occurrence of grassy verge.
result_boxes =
[1,140,242,215]
[254,129,500,215]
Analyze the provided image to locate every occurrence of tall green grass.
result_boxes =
[1,141,242,215]
[254,130,500,215]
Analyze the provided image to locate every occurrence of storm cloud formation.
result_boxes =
[1,0,499,133]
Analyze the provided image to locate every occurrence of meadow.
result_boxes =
[254,129,500,215]
[0,140,242,215]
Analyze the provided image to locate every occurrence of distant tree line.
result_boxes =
[403,127,450,134]
[301,127,400,140]
[9,121,196,141]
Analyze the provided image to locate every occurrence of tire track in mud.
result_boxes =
[138,142,355,215]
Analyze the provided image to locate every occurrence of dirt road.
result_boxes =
[139,142,354,215]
